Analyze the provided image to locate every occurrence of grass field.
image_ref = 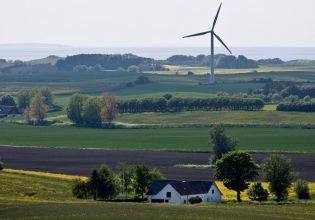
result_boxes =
[1,123,315,152]
[117,110,315,125]
[0,170,314,220]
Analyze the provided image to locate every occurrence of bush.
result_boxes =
[294,180,311,200]
[189,196,202,204]
[247,182,269,201]
[72,179,89,199]
[128,65,141,73]
[0,161,4,171]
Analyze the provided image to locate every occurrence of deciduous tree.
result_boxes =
[100,93,118,124]
[263,154,293,201]
[216,151,259,202]
[67,94,86,125]
[82,98,102,127]
[210,124,237,163]
[29,94,49,125]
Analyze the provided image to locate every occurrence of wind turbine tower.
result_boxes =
[183,3,232,84]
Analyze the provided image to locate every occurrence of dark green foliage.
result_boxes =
[0,95,16,106]
[277,102,315,112]
[82,98,102,127]
[17,88,54,109]
[257,58,284,65]
[189,196,202,204]
[89,170,100,200]
[72,179,89,199]
[56,54,155,71]
[210,124,237,162]
[165,54,258,69]
[97,165,118,200]
[163,94,173,100]
[0,161,4,171]
[134,165,163,199]
[134,76,150,85]
[117,163,135,200]
[38,88,54,106]
[67,94,86,124]
[294,180,311,200]
[17,90,33,109]
[216,55,258,69]
[134,165,151,199]
[263,155,293,201]
[118,97,265,113]
[247,182,269,201]
[216,151,259,202]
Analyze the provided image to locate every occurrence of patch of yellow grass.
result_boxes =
[3,169,87,181]
[216,181,315,201]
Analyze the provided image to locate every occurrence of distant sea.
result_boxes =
[0,45,314,61]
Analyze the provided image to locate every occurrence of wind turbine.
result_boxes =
[183,3,232,84]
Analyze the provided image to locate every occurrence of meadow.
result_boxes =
[0,123,315,152]
[0,169,314,220]
[117,110,315,125]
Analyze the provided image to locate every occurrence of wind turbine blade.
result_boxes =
[213,32,232,54]
[183,31,211,38]
[212,3,222,30]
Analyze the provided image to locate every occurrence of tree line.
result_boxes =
[72,164,163,201]
[277,102,315,112]
[118,97,265,113]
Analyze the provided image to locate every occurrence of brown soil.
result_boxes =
[0,146,314,181]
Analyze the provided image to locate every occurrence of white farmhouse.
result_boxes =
[147,180,222,204]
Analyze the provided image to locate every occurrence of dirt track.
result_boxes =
[0,146,314,181]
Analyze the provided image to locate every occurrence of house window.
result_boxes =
[166,192,171,198]
[212,189,215,194]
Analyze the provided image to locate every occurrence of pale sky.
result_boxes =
[1,0,315,47]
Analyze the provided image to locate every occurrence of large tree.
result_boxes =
[100,93,118,124]
[263,154,293,201]
[28,94,49,125]
[82,98,102,127]
[67,94,86,125]
[97,164,118,200]
[216,151,259,202]
[210,124,237,163]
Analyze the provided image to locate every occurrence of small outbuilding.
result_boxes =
[147,180,222,204]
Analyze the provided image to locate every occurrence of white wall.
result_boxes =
[148,184,181,204]
[148,183,222,204]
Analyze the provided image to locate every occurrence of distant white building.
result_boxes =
[147,180,222,204]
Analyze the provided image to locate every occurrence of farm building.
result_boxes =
[147,180,222,204]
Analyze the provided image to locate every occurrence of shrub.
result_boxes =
[294,180,310,200]
[128,65,141,73]
[0,161,4,171]
[72,179,89,199]
[247,182,269,201]
[189,196,202,204]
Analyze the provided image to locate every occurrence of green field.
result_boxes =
[1,69,315,96]
[0,170,314,220]
[117,110,315,125]
[1,123,314,152]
